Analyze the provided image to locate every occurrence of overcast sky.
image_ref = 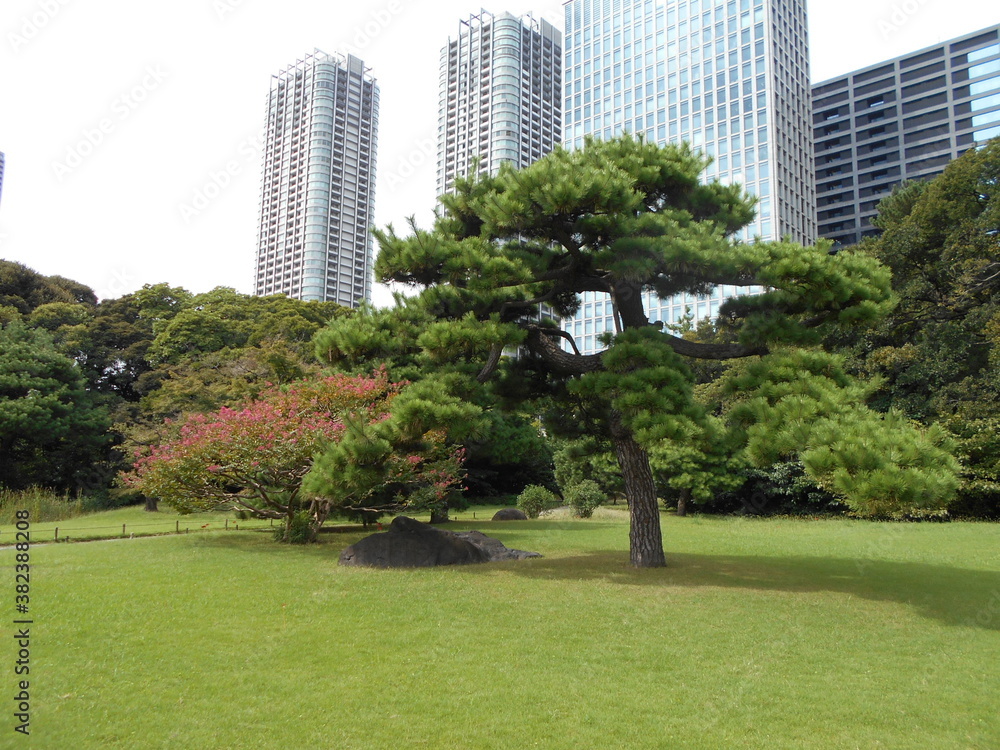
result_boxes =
[1,0,997,305]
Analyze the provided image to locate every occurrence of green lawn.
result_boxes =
[9,511,1000,748]
[0,505,505,544]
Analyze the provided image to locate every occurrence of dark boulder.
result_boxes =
[339,516,540,567]
[492,508,528,521]
[339,516,488,568]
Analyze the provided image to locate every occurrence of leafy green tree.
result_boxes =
[833,139,1000,515]
[552,436,624,500]
[138,289,348,418]
[312,136,957,566]
[461,411,555,496]
[58,283,192,402]
[314,303,555,500]
[0,260,97,315]
[0,321,110,491]
[147,287,345,366]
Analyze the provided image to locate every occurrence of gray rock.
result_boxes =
[492,507,528,521]
[339,516,540,567]
[454,530,541,561]
[339,516,488,568]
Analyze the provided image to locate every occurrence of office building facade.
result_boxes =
[255,51,379,306]
[562,0,815,354]
[437,10,562,194]
[813,25,1000,247]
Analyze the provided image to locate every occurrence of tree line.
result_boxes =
[2,136,997,565]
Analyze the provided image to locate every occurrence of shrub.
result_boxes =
[0,488,84,524]
[516,484,559,519]
[80,487,140,513]
[565,480,604,518]
[274,511,315,544]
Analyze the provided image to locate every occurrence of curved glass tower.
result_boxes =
[437,11,562,195]
[255,51,379,305]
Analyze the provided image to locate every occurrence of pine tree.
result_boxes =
[313,136,954,566]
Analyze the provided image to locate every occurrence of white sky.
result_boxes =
[0,0,997,305]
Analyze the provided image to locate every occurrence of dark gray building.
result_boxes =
[813,24,1000,247]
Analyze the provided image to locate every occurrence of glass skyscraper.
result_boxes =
[437,10,562,195]
[255,51,379,306]
[561,0,815,354]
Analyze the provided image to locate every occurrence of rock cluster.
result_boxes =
[491,508,528,521]
[339,516,541,568]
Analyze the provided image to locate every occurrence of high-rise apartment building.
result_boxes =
[813,24,1000,247]
[0,151,5,208]
[255,51,379,306]
[437,10,562,194]
[562,0,815,354]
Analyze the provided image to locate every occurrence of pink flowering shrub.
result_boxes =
[124,370,465,541]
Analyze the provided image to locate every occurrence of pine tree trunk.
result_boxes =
[429,507,450,524]
[610,411,666,568]
[676,487,690,517]
[144,496,158,512]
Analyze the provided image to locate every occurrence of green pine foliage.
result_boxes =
[722,349,960,516]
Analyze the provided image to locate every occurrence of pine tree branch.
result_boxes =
[525,328,605,376]
[476,344,504,384]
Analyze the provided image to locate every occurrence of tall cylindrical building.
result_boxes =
[437,11,562,195]
[255,51,379,306]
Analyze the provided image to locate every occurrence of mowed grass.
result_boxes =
[11,512,1000,749]
[0,506,275,543]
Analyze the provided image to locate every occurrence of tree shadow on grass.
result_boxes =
[188,523,1000,631]
[468,550,1000,631]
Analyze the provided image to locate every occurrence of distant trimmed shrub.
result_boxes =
[517,485,559,519]
[565,480,604,518]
